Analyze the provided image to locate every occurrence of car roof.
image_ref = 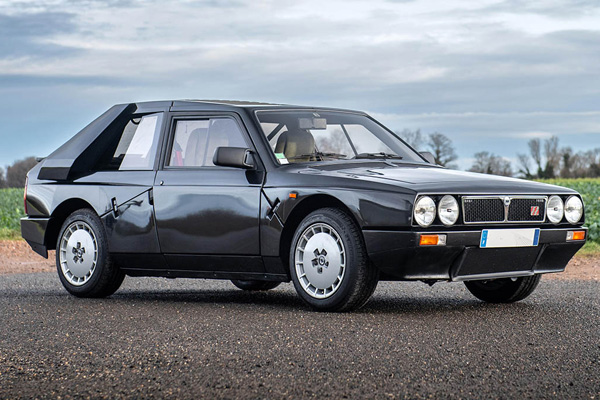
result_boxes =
[124,99,365,114]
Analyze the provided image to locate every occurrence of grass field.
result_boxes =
[1,179,599,249]
[0,188,24,240]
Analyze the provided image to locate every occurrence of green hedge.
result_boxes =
[537,178,600,243]
[0,188,25,239]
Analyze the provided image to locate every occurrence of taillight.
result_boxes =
[24,176,28,215]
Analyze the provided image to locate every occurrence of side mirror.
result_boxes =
[420,151,436,165]
[213,147,255,169]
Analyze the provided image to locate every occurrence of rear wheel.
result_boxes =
[289,208,378,312]
[56,209,125,298]
[464,274,541,303]
[231,280,281,291]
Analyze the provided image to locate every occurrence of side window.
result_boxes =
[168,118,247,167]
[99,113,163,171]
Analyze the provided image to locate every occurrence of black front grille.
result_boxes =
[508,198,546,222]
[463,196,547,223]
[463,198,504,223]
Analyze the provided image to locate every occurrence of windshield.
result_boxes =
[256,110,423,164]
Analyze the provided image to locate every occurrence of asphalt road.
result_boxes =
[1,273,599,399]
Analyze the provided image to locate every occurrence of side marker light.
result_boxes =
[420,234,447,246]
[566,231,586,241]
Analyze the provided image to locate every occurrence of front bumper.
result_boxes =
[363,227,587,281]
[20,217,51,258]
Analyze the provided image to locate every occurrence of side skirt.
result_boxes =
[121,268,289,282]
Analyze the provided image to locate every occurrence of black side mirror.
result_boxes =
[420,151,436,165]
[213,147,255,169]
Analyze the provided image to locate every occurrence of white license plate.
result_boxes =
[480,228,540,248]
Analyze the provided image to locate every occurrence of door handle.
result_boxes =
[111,197,119,218]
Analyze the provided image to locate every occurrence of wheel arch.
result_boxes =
[279,194,362,269]
[45,198,97,250]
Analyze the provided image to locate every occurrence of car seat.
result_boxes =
[274,128,315,162]
[184,128,208,166]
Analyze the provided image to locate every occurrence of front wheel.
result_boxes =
[289,208,379,312]
[464,274,541,303]
[56,209,125,298]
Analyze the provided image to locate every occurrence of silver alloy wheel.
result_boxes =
[59,221,98,286]
[294,222,346,299]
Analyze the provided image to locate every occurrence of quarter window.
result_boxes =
[99,113,163,171]
[168,118,247,167]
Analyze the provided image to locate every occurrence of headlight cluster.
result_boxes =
[546,195,583,224]
[414,195,459,227]
[546,196,564,224]
[564,196,583,224]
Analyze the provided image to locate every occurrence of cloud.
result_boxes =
[0,11,78,57]
[482,0,600,18]
[0,0,598,168]
[507,131,555,139]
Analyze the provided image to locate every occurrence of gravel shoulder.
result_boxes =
[1,240,597,280]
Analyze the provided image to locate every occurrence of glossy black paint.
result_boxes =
[362,228,586,280]
[153,169,262,256]
[21,100,586,283]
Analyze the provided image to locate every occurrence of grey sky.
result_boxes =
[0,0,598,170]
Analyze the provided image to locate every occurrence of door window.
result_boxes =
[168,118,247,167]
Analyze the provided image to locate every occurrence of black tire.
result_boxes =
[55,209,125,298]
[464,274,541,303]
[231,280,281,291]
[289,208,379,312]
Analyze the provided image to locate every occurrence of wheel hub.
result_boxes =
[312,250,329,273]
[72,242,86,263]
[59,222,98,286]
[295,223,346,299]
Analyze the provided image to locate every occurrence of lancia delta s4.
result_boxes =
[21,100,587,311]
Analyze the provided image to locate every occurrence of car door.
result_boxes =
[153,113,265,273]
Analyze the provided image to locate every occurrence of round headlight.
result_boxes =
[438,195,459,226]
[546,195,564,224]
[564,196,583,224]
[414,196,436,227]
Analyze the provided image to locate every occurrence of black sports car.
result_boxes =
[21,100,587,311]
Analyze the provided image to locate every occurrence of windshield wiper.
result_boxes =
[288,152,348,160]
[354,152,403,160]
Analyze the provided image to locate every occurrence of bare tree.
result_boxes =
[539,136,560,178]
[469,152,513,176]
[315,129,353,157]
[577,148,600,177]
[560,147,573,178]
[528,139,542,176]
[518,136,600,179]
[0,167,6,188]
[427,132,457,168]
[520,136,561,179]
[544,136,560,170]
[6,157,38,188]
[516,153,533,178]
[396,129,423,149]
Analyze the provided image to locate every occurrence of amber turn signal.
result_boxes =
[419,234,447,246]
[566,231,586,241]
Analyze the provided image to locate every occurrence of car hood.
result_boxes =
[295,162,576,195]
